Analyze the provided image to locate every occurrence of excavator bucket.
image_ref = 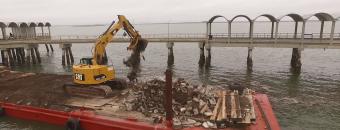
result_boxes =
[135,38,148,52]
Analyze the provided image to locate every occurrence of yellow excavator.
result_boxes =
[63,15,148,97]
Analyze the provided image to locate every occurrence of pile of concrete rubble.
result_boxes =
[123,78,256,128]
[123,78,221,128]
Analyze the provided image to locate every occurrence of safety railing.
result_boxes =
[50,33,340,40]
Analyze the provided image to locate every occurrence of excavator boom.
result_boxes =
[93,15,147,65]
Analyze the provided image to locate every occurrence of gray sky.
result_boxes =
[1,0,340,25]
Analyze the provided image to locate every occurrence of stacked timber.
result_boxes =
[209,88,256,127]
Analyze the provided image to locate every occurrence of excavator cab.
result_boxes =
[79,57,93,65]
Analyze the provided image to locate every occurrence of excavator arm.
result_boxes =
[93,15,148,65]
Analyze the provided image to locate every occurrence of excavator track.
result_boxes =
[63,79,127,98]
[63,83,113,98]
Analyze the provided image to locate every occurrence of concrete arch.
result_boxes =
[277,13,304,22]
[8,22,18,27]
[275,13,304,40]
[19,22,29,28]
[0,22,6,28]
[303,13,336,39]
[303,12,335,21]
[207,15,229,39]
[229,15,253,39]
[253,14,277,38]
[230,15,252,23]
[29,22,37,27]
[37,22,44,27]
[45,22,51,27]
[253,14,277,22]
[208,15,229,23]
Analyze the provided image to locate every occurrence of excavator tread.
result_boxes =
[63,83,113,98]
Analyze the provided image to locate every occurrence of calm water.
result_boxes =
[1,21,340,130]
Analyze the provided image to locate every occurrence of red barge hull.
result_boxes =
[0,94,280,130]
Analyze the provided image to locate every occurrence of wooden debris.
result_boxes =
[209,89,256,125]
[245,88,256,121]
[221,90,226,121]
[210,91,222,121]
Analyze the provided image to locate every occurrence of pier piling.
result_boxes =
[34,47,41,63]
[198,42,205,67]
[7,49,14,66]
[205,45,211,68]
[247,47,253,71]
[20,48,25,64]
[30,48,36,64]
[61,48,65,66]
[60,44,73,66]
[167,42,174,66]
[26,48,31,64]
[50,44,54,52]
[291,48,302,70]
[11,49,17,65]
[15,48,22,65]
[65,47,71,65]
[45,44,50,52]
[68,47,74,64]
[1,50,8,66]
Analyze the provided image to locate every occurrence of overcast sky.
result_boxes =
[0,0,340,25]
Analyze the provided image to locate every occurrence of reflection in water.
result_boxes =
[198,48,205,67]
[198,63,211,84]
[244,68,253,87]
[205,49,211,68]
[287,67,301,97]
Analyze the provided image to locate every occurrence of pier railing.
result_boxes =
[50,33,340,40]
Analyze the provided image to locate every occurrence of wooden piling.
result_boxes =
[34,47,41,63]
[30,48,36,64]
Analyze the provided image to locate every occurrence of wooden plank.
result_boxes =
[226,91,231,117]
[235,91,242,120]
[245,88,256,121]
[222,90,227,121]
[230,91,237,120]
[200,104,208,114]
[210,91,222,121]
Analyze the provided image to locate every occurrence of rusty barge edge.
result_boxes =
[0,94,280,130]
